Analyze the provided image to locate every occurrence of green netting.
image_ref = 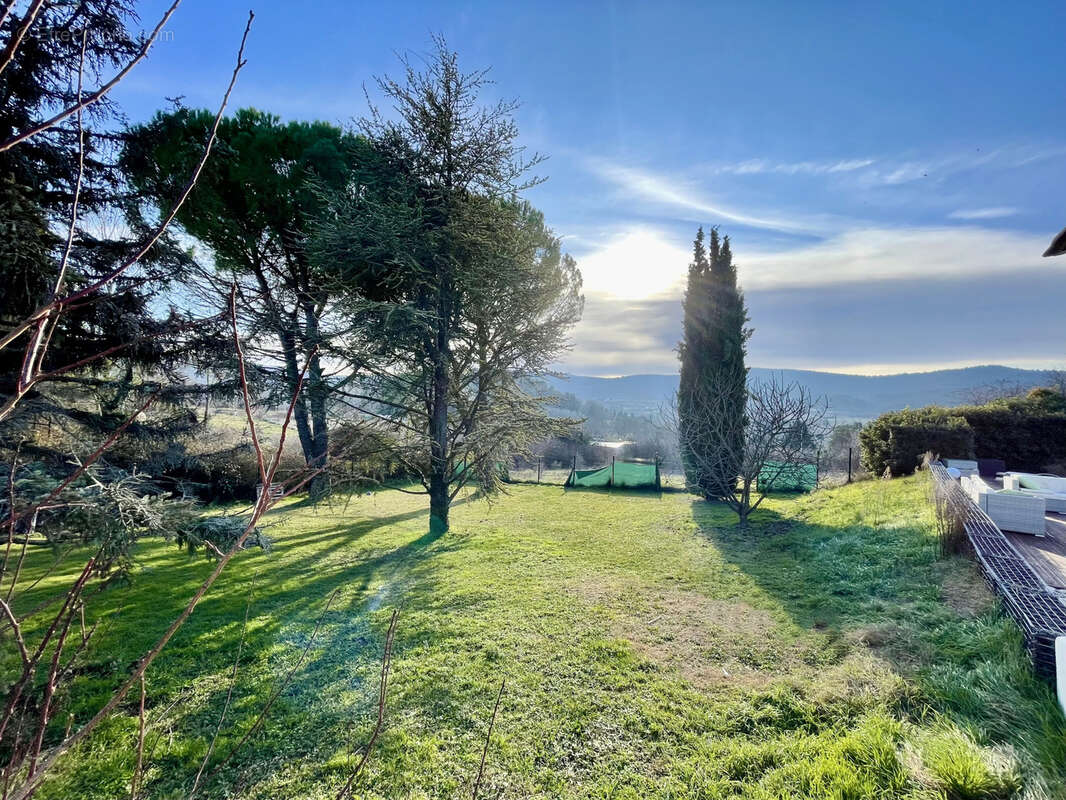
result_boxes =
[758,461,817,492]
[566,460,659,489]
[569,467,611,487]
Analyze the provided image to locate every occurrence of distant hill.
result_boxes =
[543,365,1052,422]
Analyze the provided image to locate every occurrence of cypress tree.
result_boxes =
[677,226,750,499]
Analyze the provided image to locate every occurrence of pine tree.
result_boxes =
[677,226,750,499]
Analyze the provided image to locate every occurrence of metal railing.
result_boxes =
[929,462,1066,680]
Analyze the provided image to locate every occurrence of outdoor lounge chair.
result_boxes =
[962,475,1046,536]
[1002,473,1066,514]
[943,458,979,477]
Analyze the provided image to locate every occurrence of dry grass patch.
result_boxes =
[569,578,830,690]
[938,560,997,618]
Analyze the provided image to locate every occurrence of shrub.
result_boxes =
[956,397,1066,473]
[860,389,1066,477]
[859,409,975,477]
[166,443,263,501]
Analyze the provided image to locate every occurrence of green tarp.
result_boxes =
[566,460,659,489]
[758,461,817,492]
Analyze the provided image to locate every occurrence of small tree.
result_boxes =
[675,374,829,523]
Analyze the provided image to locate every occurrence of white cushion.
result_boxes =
[1010,473,1066,493]
[1058,638,1066,718]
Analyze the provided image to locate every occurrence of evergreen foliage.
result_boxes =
[677,227,750,499]
[859,388,1066,476]
[0,2,212,460]
[122,109,381,495]
[312,40,583,532]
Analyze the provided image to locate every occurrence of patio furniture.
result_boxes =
[978,458,1007,478]
[962,475,1047,535]
[1002,473,1066,514]
[944,458,979,477]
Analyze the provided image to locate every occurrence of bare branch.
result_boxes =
[335,607,399,800]
[472,679,505,800]
[0,9,253,362]
[0,1,183,152]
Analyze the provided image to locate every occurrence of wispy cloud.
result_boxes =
[582,158,837,235]
[947,207,1019,220]
[559,259,1066,376]
[858,144,1066,187]
[742,225,1050,289]
[715,157,875,176]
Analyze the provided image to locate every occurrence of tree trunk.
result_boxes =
[427,279,452,534]
[278,326,314,470]
[429,469,449,534]
[303,308,330,499]
[428,363,449,533]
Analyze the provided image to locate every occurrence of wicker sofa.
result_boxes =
[1002,473,1066,514]
[961,475,1047,535]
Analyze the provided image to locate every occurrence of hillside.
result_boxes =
[544,365,1051,421]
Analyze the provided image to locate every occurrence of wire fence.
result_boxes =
[928,461,1066,681]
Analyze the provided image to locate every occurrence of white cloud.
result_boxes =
[570,224,1053,297]
[582,159,835,234]
[947,207,1019,220]
[740,225,1051,290]
[714,157,875,176]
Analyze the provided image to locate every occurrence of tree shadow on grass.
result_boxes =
[87,495,477,798]
[688,492,1066,786]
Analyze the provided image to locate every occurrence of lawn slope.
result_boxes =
[13,478,1066,799]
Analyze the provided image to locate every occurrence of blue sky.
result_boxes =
[115,1,1066,376]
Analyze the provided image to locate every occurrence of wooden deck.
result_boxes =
[981,475,1066,591]
[1006,515,1066,591]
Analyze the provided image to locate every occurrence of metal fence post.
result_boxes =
[847,447,853,483]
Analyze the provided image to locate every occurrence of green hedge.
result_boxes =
[860,389,1066,477]
[859,408,975,477]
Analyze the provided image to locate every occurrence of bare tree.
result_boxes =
[672,374,829,524]
[1045,370,1066,398]
[958,378,1030,406]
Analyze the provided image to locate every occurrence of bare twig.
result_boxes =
[0,0,47,80]
[190,573,257,797]
[200,586,340,789]
[472,679,505,800]
[335,608,399,800]
[0,9,253,376]
[130,674,146,800]
[0,1,183,152]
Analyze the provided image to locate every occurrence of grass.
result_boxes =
[8,476,1066,799]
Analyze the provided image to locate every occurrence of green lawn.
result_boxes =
[11,477,1066,799]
